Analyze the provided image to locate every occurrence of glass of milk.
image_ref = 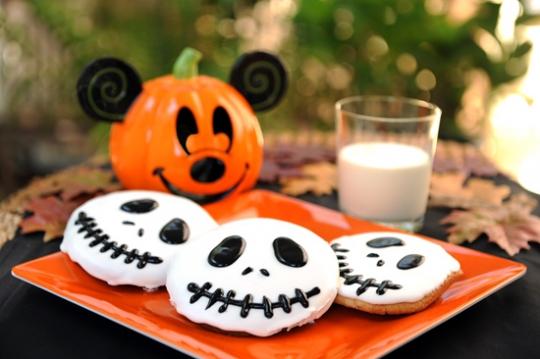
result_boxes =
[335,96,441,231]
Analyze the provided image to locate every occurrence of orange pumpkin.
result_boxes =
[77,48,287,203]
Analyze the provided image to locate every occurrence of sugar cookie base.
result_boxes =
[335,270,462,315]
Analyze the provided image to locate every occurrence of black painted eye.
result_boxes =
[212,106,233,152]
[120,199,158,213]
[273,237,307,267]
[176,107,198,154]
[367,237,404,248]
[208,235,245,267]
[397,254,425,270]
[159,218,190,245]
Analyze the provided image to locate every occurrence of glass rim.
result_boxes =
[335,95,442,123]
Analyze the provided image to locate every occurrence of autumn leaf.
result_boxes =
[19,195,87,242]
[1,156,118,213]
[0,211,21,248]
[429,172,510,208]
[258,161,303,183]
[280,162,336,196]
[56,167,121,201]
[433,140,498,176]
[441,193,540,256]
[0,156,122,248]
[260,132,335,185]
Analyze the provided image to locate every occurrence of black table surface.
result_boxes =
[1,182,539,359]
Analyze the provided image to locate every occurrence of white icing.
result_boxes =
[166,218,339,337]
[331,232,460,305]
[60,190,217,289]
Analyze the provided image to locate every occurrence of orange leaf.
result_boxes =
[19,196,87,242]
[1,159,118,213]
[280,162,336,196]
[57,167,122,201]
[429,173,510,208]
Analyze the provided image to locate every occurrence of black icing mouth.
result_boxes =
[74,211,163,269]
[153,164,248,205]
[331,243,402,296]
[187,281,321,319]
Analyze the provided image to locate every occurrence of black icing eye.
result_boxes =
[120,199,158,213]
[159,218,190,245]
[367,236,404,248]
[272,237,307,268]
[208,235,246,267]
[176,107,198,154]
[212,106,233,152]
[397,254,425,270]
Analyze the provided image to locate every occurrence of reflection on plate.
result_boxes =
[12,190,526,358]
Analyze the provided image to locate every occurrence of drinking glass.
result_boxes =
[335,96,441,231]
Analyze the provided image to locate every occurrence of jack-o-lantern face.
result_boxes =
[77,49,287,204]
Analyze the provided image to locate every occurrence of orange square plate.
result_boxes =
[12,190,526,358]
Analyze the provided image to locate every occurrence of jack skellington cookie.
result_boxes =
[166,218,339,337]
[61,190,217,290]
[331,232,461,315]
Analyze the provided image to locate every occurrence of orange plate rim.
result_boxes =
[11,189,527,358]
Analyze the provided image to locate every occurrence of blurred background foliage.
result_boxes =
[0,0,538,196]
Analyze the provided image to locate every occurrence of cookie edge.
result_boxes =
[335,270,462,315]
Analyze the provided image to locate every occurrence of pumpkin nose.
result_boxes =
[190,157,226,183]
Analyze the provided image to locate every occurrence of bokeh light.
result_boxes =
[0,0,539,195]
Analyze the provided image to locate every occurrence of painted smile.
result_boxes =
[152,164,248,205]
[187,281,321,318]
[74,211,163,269]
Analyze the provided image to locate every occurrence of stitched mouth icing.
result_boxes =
[74,211,163,269]
[187,281,321,318]
[331,243,402,296]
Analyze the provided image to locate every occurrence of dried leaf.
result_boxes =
[0,156,120,248]
[433,140,498,176]
[429,173,510,208]
[281,162,336,196]
[258,162,303,183]
[280,178,322,196]
[56,167,121,201]
[0,211,22,248]
[441,193,540,256]
[258,161,280,183]
[260,132,335,185]
[19,196,87,242]
[0,157,117,213]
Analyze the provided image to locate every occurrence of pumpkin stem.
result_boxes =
[173,47,202,79]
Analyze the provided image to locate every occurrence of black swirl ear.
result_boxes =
[76,57,143,122]
[229,51,287,112]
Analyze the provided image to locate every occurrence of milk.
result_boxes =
[337,142,431,222]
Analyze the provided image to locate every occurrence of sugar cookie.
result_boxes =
[331,232,461,315]
[166,218,339,337]
[61,190,217,290]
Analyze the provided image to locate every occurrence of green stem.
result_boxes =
[172,47,202,79]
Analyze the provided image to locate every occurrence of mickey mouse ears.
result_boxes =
[77,51,288,122]
[76,58,142,122]
[229,51,288,112]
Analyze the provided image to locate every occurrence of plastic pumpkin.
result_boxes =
[76,48,287,204]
